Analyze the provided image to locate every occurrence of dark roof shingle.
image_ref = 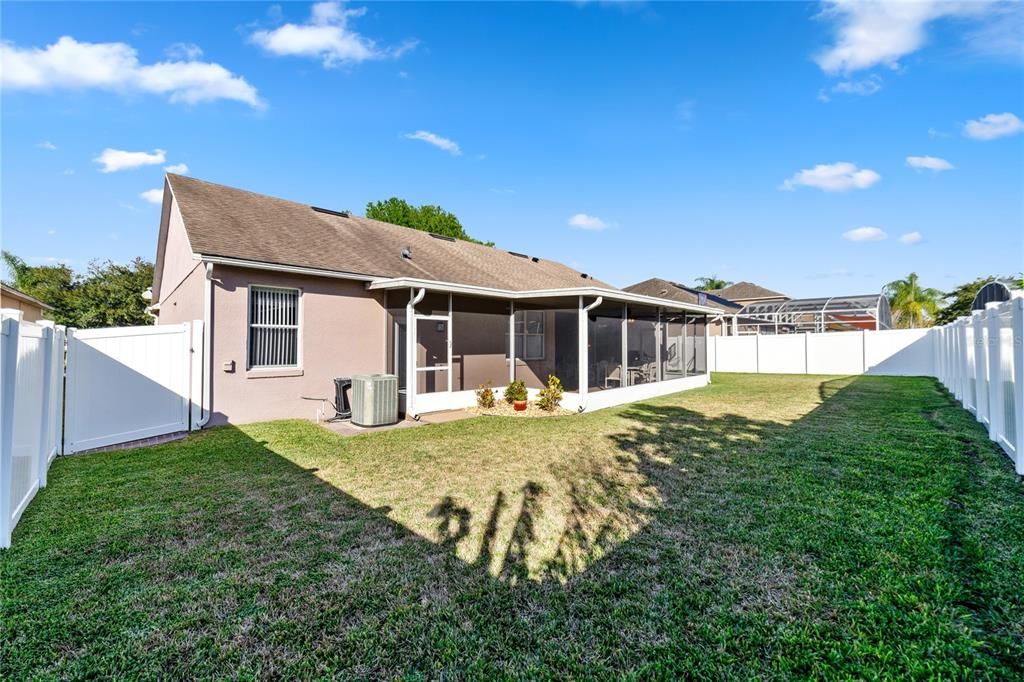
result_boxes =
[708,281,787,301]
[167,174,614,292]
[623,278,740,312]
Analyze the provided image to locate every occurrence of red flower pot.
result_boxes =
[513,400,528,412]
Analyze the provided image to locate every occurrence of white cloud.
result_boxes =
[37,140,57,150]
[165,42,203,61]
[568,213,609,230]
[899,231,923,244]
[1,36,263,108]
[94,148,166,173]
[927,127,949,138]
[906,155,954,171]
[814,0,994,74]
[843,226,887,242]
[780,162,881,192]
[832,74,882,96]
[62,168,74,175]
[403,130,461,155]
[164,163,189,174]
[818,75,882,103]
[250,1,416,68]
[140,188,164,204]
[963,112,1024,140]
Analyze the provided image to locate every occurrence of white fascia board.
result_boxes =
[197,255,380,282]
[366,277,722,315]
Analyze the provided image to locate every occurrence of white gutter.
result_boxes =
[577,296,604,413]
[367,277,722,315]
[195,262,214,428]
[405,287,426,419]
[198,255,379,282]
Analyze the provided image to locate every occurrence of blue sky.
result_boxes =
[2,1,1022,297]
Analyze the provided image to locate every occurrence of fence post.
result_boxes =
[861,329,867,373]
[1011,298,1024,475]
[36,325,54,489]
[190,320,204,430]
[972,311,988,425]
[959,320,969,403]
[0,317,20,548]
[985,305,1002,445]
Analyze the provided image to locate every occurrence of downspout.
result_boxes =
[577,296,603,412]
[195,262,214,428]
[406,287,426,419]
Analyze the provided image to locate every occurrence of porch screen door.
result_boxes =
[414,315,452,394]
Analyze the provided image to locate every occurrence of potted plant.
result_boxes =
[505,380,528,411]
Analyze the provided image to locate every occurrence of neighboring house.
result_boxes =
[706,281,789,307]
[623,277,741,336]
[626,279,891,334]
[151,174,721,425]
[0,284,53,322]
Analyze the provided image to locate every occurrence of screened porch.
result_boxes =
[379,287,712,417]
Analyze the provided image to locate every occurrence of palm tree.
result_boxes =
[884,272,942,329]
[693,276,732,291]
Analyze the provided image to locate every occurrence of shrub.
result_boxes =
[476,382,496,409]
[537,375,564,412]
[504,379,528,403]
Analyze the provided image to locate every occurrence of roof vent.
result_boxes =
[508,251,529,259]
[429,233,456,242]
[312,206,350,218]
[531,256,540,263]
[400,246,412,259]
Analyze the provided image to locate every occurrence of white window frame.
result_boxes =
[247,285,302,370]
[511,309,545,361]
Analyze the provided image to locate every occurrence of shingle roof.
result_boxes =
[166,174,613,292]
[623,278,740,312]
[0,283,53,310]
[708,281,787,301]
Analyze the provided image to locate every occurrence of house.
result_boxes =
[626,278,892,334]
[622,277,741,336]
[151,174,721,425]
[0,284,53,322]
[706,281,789,307]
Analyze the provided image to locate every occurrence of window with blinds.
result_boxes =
[248,286,300,368]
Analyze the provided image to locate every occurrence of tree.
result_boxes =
[365,197,493,246]
[884,272,943,329]
[934,273,1024,325]
[2,250,78,323]
[693,276,732,291]
[934,276,993,326]
[76,258,155,327]
[1,250,154,327]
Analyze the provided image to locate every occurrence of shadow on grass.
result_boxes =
[5,375,1023,678]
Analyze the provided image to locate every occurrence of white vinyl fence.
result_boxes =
[1,315,202,547]
[64,323,196,454]
[934,298,1023,474]
[1,316,65,548]
[709,328,934,377]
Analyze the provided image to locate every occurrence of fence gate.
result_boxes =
[64,323,198,454]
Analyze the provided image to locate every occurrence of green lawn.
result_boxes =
[2,374,1023,678]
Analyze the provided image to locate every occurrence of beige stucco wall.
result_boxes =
[209,266,388,425]
[157,200,198,305]
[0,294,47,322]
[156,261,206,325]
